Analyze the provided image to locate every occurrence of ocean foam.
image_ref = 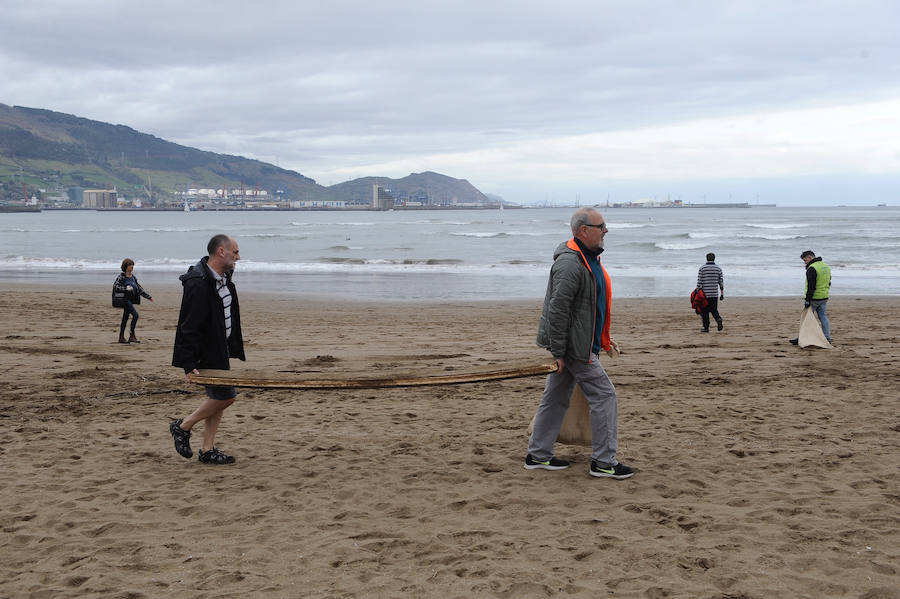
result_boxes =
[0,256,547,276]
[745,223,810,229]
[448,231,546,238]
[609,222,650,229]
[738,233,807,241]
[654,241,710,251]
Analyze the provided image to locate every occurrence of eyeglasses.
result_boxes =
[584,223,607,231]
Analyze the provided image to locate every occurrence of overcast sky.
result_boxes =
[3,0,899,205]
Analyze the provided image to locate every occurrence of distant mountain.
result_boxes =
[329,171,493,206]
[0,103,490,206]
[0,103,329,203]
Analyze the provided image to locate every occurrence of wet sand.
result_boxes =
[1,283,898,598]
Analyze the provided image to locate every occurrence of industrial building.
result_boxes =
[82,189,118,208]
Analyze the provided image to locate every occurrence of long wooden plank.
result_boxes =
[190,362,558,389]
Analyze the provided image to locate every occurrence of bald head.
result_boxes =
[206,234,240,276]
[570,208,600,235]
[571,208,608,251]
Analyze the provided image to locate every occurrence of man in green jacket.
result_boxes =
[791,250,832,344]
[526,208,634,479]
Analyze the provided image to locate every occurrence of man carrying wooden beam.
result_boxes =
[169,234,246,465]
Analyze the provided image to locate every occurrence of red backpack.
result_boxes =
[690,288,708,314]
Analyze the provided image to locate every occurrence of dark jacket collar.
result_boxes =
[573,237,604,259]
[179,256,232,286]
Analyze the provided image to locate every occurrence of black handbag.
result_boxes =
[112,284,128,308]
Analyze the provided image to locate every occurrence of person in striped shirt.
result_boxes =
[697,252,725,333]
[170,234,246,465]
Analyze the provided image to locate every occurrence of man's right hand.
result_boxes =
[185,368,199,383]
[555,358,565,373]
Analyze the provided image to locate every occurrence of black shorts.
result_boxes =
[204,385,238,401]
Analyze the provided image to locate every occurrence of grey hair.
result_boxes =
[570,208,599,235]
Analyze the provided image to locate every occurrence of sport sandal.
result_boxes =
[169,419,192,459]
[198,447,235,465]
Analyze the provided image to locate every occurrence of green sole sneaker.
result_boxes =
[590,461,634,479]
[524,454,570,470]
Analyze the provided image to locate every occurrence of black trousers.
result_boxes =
[701,298,721,330]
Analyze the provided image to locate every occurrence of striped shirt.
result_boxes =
[211,270,233,339]
[697,262,724,297]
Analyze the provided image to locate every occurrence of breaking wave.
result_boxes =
[745,223,810,229]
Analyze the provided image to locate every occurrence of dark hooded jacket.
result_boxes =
[536,238,612,362]
[113,272,152,304]
[172,257,245,373]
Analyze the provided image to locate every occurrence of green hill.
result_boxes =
[0,104,491,207]
[329,171,493,206]
[0,103,329,204]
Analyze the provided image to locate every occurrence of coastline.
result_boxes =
[29,203,769,211]
[2,283,898,597]
[6,205,900,299]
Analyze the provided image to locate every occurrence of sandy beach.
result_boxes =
[1,283,898,599]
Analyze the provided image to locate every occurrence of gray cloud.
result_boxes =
[2,0,900,203]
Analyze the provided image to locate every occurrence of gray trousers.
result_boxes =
[527,356,619,467]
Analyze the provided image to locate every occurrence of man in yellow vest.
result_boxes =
[791,250,832,345]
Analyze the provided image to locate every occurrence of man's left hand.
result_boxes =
[804,301,811,308]
[606,340,621,358]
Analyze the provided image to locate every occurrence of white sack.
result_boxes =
[798,307,832,349]
[527,384,592,446]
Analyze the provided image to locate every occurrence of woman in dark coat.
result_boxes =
[114,258,153,343]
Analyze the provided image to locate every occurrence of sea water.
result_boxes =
[1,206,898,300]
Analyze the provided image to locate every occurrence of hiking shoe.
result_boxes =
[716,318,724,331]
[524,454,570,470]
[198,447,235,465]
[700,328,709,333]
[169,419,193,459]
[590,461,634,479]
[789,338,799,345]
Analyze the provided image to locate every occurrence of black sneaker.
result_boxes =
[789,338,799,345]
[169,419,193,459]
[524,454,569,470]
[700,328,709,333]
[716,319,724,331]
[590,461,634,479]
[198,447,236,465]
